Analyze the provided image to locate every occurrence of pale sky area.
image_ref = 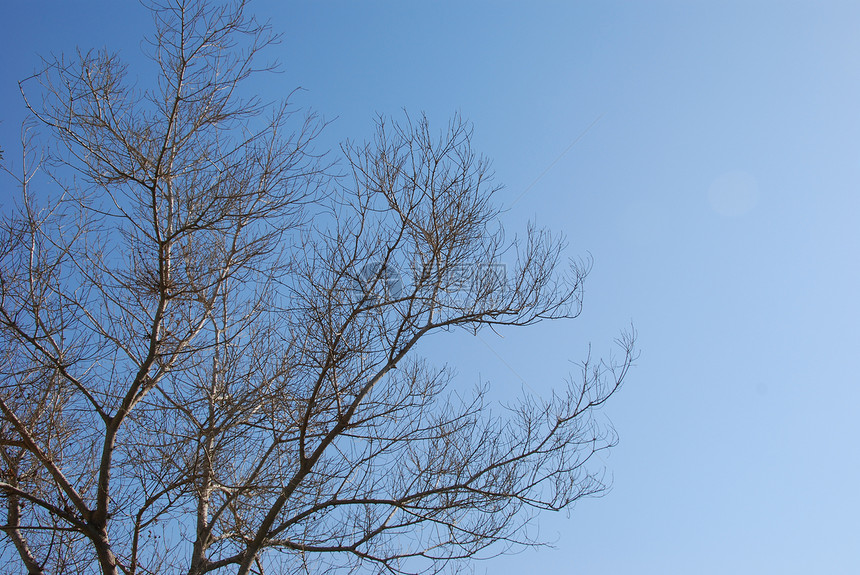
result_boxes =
[2,2,859,573]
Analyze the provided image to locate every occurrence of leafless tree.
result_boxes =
[0,1,636,574]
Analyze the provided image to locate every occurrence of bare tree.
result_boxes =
[0,1,636,574]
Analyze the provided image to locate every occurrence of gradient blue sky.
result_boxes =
[2,2,859,573]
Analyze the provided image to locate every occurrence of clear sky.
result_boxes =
[2,1,859,573]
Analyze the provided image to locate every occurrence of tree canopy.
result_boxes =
[0,2,635,574]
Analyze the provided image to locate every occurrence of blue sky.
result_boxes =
[2,1,859,573]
